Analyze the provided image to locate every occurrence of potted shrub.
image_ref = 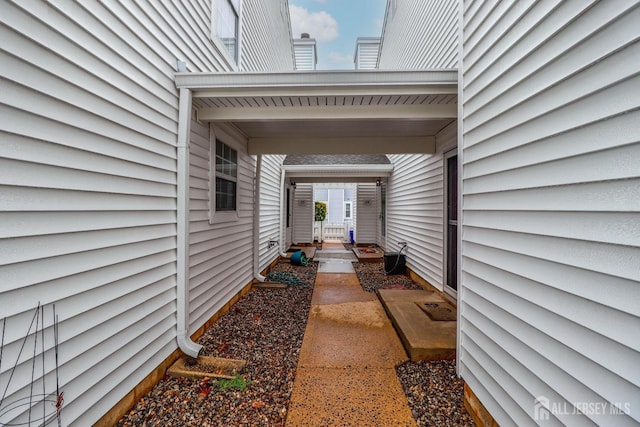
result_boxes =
[314,201,327,242]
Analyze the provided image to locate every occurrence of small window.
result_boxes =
[215,139,237,212]
[344,201,353,220]
[215,0,240,63]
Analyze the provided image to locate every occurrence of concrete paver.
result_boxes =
[315,273,360,287]
[286,246,416,426]
[287,367,416,427]
[299,300,408,368]
[311,284,376,305]
[317,261,356,274]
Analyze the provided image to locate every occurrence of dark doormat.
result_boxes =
[416,301,457,321]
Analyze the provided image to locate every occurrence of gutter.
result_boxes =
[176,87,203,358]
[253,155,266,282]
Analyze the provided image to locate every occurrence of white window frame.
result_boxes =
[209,127,240,224]
[211,0,242,69]
[344,201,353,221]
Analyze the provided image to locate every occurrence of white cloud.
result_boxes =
[374,18,384,32]
[327,51,354,69]
[289,5,338,42]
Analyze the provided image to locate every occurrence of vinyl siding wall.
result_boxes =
[355,184,377,244]
[0,0,293,424]
[386,121,456,291]
[187,122,255,331]
[241,0,294,71]
[259,155,286,271]
[293,41,316,71]
[460,1,640,425]
[292,183,313,244]
[378,0,458,69]
[355,38,380,70]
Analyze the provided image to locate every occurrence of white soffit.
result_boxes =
[175,70,458,155]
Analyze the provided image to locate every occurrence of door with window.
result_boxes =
[444,151,458,294]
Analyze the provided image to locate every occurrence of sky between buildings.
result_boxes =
[289,0,387,70]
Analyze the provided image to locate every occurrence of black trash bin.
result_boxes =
[384,253,406,275]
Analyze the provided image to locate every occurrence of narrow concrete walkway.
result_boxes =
[286,243,417,426]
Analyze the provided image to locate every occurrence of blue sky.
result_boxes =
[289,0,387,70]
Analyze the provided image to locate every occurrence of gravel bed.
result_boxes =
[116,259,472,426]
[116,262,317,427]
[353,262,423,293]
[397,360,474,426]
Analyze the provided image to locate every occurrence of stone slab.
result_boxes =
[378,290,456,361]
[352,247,384,263]
[167,356,246,380]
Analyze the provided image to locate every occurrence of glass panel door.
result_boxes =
[445,152,458,292]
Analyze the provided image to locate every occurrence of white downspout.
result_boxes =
[279,167,288,257]
[254,155,266,282]
[176,87,203,358]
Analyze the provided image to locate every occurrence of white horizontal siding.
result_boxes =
[378,0,458,69]
[386,121,457,291]
[0,0,242,424]
[460,1,640,425]
[241,0,295,71]
[292,184,313,243]
[188,123,254,330]
[294,44,316,70]
[355,39,380,70]
[259,155,285,271]
[355,184,377,244]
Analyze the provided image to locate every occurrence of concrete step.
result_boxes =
[378,289,456,361]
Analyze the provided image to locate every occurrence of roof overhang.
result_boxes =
[283,163,393,184]
[175,70,457,156]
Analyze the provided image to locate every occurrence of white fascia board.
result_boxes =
[283,164,393,178]
[175,70,457,97]
[248,136,435,155]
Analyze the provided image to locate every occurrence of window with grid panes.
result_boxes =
[216,0,240,63]
[215,139,237,211]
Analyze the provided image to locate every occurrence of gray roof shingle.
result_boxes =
[283,154,390,165]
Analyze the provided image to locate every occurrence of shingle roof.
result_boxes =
[283,154,390,165]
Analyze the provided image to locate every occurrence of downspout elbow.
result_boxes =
[177,331,202,358]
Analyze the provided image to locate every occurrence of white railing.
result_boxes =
[314,222,348,241]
